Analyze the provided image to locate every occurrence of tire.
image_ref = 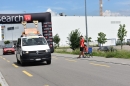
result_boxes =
[20,55,26,66]
[3,53,5,55]
[21,61,25,66]
[46,60,51,65]
[16,54,20,64]
[17,58,20,64]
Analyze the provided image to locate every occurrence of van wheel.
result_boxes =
[17,59,20,64]
[46,60,51,65]
[20,56,25,66]
[16,54,20,64]
[21,61,25,66]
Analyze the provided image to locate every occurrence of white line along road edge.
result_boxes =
[0,72,9,86]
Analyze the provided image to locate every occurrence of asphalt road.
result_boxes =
[0,52,130,86]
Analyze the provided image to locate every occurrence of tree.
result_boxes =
[97,32,107,46]
[117,24,127,49]
[4,40,10,44]
[53,34,60,48]
[67,29,81,50]
[84,36,92,42]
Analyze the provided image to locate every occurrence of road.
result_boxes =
[0,53,130,86]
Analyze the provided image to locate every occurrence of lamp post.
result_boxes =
[11,26,14,44]
[85,0,89,48]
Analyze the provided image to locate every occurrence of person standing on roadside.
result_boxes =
[77,35,85,58]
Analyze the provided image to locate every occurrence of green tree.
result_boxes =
[67,29,81,50]
[117,24,127,49]
[97,32,107,46]
[84,36,92,42]
[53,34,60,48]
[4,40,10,44]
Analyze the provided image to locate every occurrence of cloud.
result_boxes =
[46,8,60,16]
[103,10,121,16]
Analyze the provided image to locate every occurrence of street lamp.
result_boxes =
[85,0,89,48]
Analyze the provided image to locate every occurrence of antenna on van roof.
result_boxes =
[21,21,27,29]
[33,20,38,29]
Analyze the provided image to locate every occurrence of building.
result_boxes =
[1,16,130,46]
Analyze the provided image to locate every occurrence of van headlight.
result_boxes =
[22,51,29,54]
[46,49,50,52]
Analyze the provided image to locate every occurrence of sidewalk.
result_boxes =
[52,53,130,66]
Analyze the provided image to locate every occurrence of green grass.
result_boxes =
[54,48,130,59]
[56,47,70,49]
[0,83,1,86]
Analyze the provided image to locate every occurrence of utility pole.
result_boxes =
[85,0,89,48]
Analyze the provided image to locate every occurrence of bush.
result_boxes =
[4,40,10,44]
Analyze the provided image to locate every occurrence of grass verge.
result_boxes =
[54,48,130,59]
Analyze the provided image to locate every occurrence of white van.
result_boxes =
[16,34,51,66]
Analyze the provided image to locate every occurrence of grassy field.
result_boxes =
[54,45,130,59]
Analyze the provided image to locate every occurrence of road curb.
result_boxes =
[0,72,9,86]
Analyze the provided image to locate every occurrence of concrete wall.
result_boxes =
[1,16,130,46]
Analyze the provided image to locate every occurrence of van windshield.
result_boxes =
[22,37,47,46]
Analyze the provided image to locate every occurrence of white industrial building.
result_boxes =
[1,16,130,46]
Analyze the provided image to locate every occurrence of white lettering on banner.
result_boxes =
[0,15,23,22]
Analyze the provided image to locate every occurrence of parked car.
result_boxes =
[3,44,15,55]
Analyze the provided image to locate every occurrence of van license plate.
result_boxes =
[36,58,41,61]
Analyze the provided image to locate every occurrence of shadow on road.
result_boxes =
[13,62,48,67]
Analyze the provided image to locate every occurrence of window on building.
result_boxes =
[7,27,14,30]
[111,21,121,24]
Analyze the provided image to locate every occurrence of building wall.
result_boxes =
[2,23,42,41]
[1,16,130,46]
[0,26,2,41]
[52,16,130,46]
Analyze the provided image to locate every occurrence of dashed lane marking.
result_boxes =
[12,64,19,68]
[7,60,10,62]
[65,59,77,62]
[90,63,110,67]
[52,56,58,59]
[3,58,6,60]
[22,71,33,77]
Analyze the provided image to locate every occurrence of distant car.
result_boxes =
[3,45,15,55]
[97,46,110,52]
